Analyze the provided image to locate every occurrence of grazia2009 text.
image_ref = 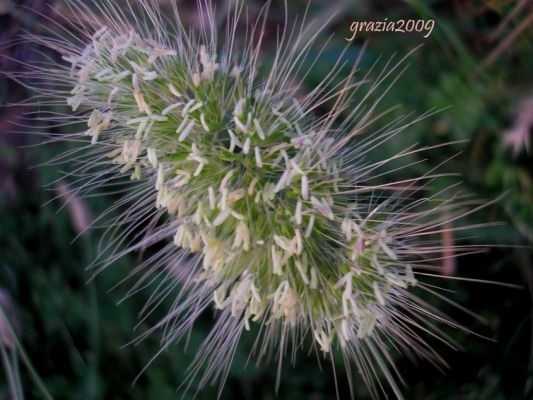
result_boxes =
[346,19,435,41]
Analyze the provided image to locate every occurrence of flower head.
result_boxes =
[11,1,480,398]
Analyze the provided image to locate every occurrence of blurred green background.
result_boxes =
[0,0,532,398]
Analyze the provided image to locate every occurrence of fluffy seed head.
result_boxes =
[9,1,484,398]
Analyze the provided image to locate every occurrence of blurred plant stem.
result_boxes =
[0,343,23,399]
[0,306,53,400]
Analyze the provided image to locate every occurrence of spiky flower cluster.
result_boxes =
[71,25,421,346]
[16,1,474,398]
